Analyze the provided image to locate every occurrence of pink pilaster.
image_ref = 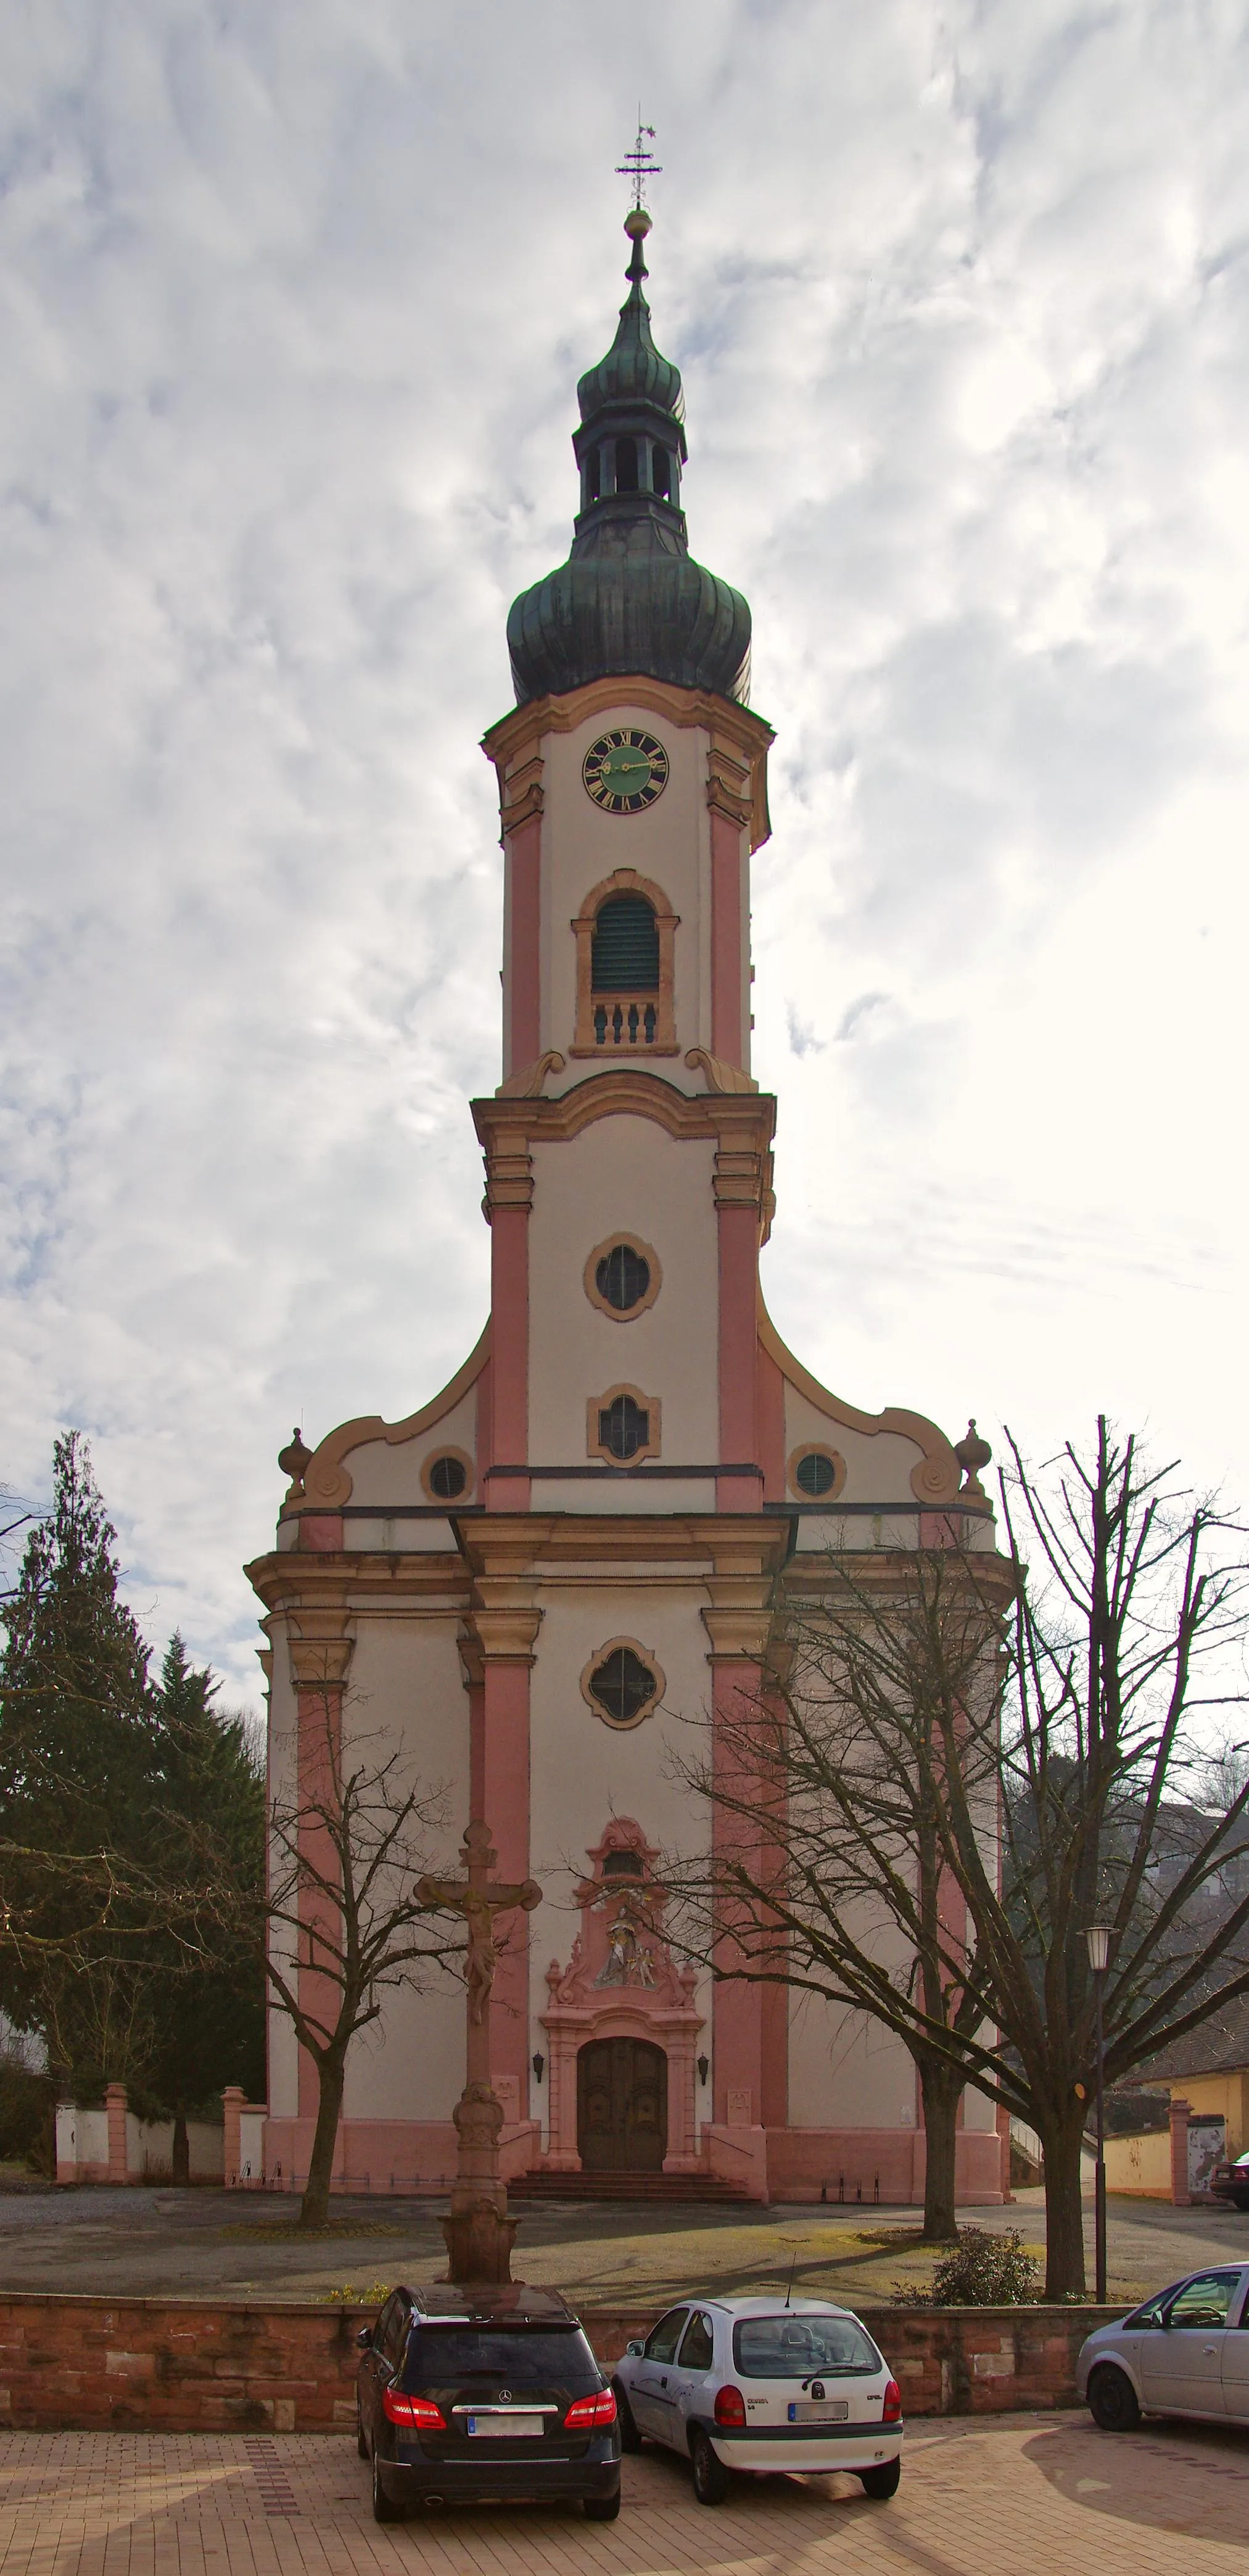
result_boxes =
[710,1656,767,2126]
[505,816,542,1076]
[1169,2096,1191,2205]
[709,809,744,1066]
[294,1673,345,2128]
[222,2087,244,2186]
[717,1202,761,1510]
[482,1195,530,1512]
[480,1648,538,2117]
[105,2083,128,2186]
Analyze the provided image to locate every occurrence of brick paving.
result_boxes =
[1,2416,1247,2576]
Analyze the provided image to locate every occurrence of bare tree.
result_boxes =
[666,1543,1012,2241]
[667,1422,1249,2295]
[950,1419,1249,2294]
[263,1692,464,2226]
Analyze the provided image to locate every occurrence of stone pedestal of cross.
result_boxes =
[417,1820,542,2283]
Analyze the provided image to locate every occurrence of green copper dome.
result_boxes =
[508,214,751,708]
[575,238,685,424]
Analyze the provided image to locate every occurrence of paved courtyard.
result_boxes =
[0,2180,1245,2309]
[1,2416,1247,2576]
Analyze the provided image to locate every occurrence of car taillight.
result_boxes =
[714,2384,746,2429]
[881,2378,902,2424]
[383,2389,446,2430]
[564,2387,617,2430]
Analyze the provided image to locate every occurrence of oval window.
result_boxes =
[794,1450,836,1498]
[600,1394,649,1461]
[589,1647,657,1726]
[427,1454,468,1501]
[596,1244,651,1313]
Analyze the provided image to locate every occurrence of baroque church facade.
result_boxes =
[247,208,1008,2207]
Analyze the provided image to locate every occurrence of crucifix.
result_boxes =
[417,1819,541,2283]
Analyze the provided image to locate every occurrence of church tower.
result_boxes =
[248,208,1008,2205]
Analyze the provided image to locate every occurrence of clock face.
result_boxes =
[582,728,670,814]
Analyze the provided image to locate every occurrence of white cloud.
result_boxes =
[2,0,1249,1690]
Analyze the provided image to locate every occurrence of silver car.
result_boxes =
[612,2295,902,2505]
[1078,2263,1249,2431]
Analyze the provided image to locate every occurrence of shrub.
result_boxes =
[897,2226,1041,2307]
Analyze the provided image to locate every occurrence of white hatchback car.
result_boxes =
[612,2295,903,2506]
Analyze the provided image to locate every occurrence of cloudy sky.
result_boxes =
[2,0,1248,1699]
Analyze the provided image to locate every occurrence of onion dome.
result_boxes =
[507,212,751,707]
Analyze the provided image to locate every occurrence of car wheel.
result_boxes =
[1088,2365,1141,2434]
[614,2382,643,2452]
[1232,2194,1249,2212]
[859,2457,901,2501]
[583,2491,621,2521]
[356,2404,368,2460]
[371,2446,403,2522]
[691,2430,729,2507]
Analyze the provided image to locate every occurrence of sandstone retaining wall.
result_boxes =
[0,2294,1113,2433]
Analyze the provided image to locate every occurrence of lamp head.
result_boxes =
[1085,1924,1113,1974]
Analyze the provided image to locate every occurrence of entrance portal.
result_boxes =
[577,2037,668,2172]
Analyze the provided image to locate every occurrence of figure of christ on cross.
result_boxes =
[417,1819,542,2283]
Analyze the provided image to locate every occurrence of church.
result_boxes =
[247,201,1009,2208]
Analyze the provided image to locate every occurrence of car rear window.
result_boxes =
[733,2314,881,2378]
[400,2327,599,2393]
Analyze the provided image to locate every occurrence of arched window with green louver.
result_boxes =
[592,893,660,992]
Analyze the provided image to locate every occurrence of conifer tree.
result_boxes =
[0,1432,162,2080]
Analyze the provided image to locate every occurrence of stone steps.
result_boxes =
[509,2169,754,2205]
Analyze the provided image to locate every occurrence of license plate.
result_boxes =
[466,2413,544,2439]
[789,2400,849,2422]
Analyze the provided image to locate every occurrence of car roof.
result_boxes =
[405,2284,580,2327]
[691,2296,856,2321]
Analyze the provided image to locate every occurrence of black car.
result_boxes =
[1210,2150,1249,2211]
[355,2282,622,2522]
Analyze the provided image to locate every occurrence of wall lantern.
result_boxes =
[697,2056,709,2088]
[532,2054,545,2083]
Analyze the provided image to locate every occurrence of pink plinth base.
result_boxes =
[254,2115,1006,2203]
[764,2125,1007,2205]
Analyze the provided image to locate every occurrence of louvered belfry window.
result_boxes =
[599,1393,649,1459]
[591,893,660,993]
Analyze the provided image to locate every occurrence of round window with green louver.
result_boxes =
[582,728,669,814]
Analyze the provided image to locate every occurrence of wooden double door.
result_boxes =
[577,2037,668,2172]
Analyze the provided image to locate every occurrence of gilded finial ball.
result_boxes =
[624,207,653,239]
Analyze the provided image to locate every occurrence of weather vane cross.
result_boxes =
[616,112,661,213]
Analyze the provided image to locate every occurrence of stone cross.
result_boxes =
[417,1819,541,2283]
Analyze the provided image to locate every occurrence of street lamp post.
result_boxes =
[1085,1924,1113,2303]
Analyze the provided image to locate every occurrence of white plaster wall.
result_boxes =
[783,1385,926,1506]
[539,707,711,1088]
[339,1616,469,2123]
[527,1581,714,2016]
[266,1638,301,2120]
[788,1992,918,2131]
[527,1121,718,1471]
[338,1384,479,1509]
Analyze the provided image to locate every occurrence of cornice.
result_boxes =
[451,1511,794,1583]
[473,1072,776,1235]
[481,675,773,853]
[245,1551,473,1621]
